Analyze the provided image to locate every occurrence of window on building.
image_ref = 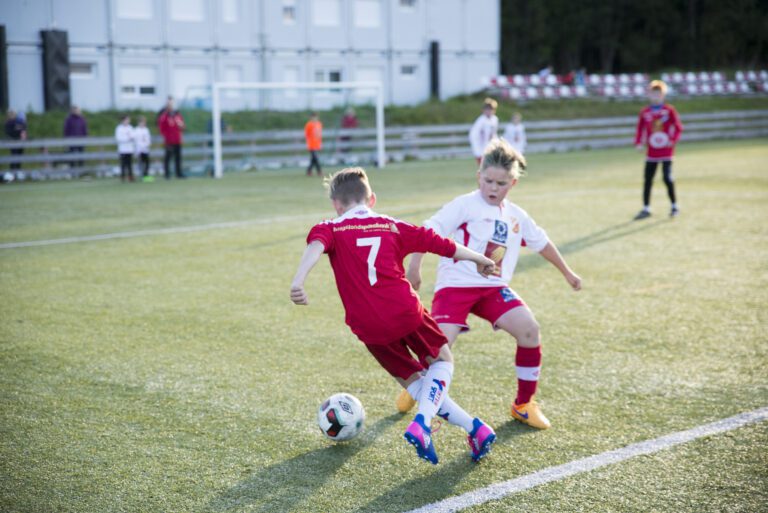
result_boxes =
[170,0,205,22]
[314,68,343,93]
[354,0,381,28]
[116,0,153,20]
[173,66,210,101]
[312,0,340,26]
[399,0,417,9]
[222,0,238,23]
[120,65,157,97]
[282,0,296,25]
[70,62,96,80]
[400,64,417,77]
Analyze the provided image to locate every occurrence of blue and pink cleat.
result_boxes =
[404,414,438,465]
[467,418,496,462]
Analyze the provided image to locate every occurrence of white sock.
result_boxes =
[406,378,423,400]
[409,378,474,433]
[437,395,475,433]
[416,361,453,425]
[642,206,651,212]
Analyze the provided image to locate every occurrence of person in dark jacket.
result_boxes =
[4,110,27,171]
[63,105,88,167]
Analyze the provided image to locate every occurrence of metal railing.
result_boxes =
[2,109,766,179]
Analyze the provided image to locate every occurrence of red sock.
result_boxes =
[515,345,541,405]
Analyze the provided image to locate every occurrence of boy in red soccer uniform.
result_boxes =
[634,80,683,219]
[291,167,498,464]
[401,139,582,430]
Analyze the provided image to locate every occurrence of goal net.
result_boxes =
[211,81,386,178]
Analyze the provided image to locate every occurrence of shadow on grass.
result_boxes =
[518,218,667,272]
[207,413,402,512]
[357,418,532,513]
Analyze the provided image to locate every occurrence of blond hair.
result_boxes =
[649,79,668,95]
[480,138,527,179]
[483,97,498,110]
[325,167,372,206]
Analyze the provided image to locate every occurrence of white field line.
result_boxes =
[0,191,595,250]
[3,187,765,250]
[404,406,768,513]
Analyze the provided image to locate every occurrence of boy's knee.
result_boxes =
[515,318,540,347]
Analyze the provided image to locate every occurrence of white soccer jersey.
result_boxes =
[133,126,151,154]
[468,114,499,158]
[424,190,549,290]
[115,124,134,154]
[503,123,527,155]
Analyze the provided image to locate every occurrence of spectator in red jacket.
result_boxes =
[157,96,186,179]
[634,80,683,219]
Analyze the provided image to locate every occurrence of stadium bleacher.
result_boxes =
[484,70,767,100]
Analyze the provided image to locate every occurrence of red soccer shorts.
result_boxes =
[365,312,447,381]
[431,286,526,332]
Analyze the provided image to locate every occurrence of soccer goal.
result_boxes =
[211,81,386,178]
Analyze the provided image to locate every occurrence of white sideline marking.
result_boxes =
[0,190,632,250]
[405,406,768,513]
[0,214,323,249]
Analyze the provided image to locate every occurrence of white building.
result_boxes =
[1,0,499,112]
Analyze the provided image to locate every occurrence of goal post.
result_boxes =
[211,81,386,179]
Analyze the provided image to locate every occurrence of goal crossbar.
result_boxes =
[211,81,386,178]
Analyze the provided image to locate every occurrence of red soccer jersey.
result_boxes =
[307,206,457,345]
[634,104,683,161]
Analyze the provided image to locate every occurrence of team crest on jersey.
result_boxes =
[492,220,508,244]
[500,288,517,302]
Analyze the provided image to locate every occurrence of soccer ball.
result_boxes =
[317,393,365,442]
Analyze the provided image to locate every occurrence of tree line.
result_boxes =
[500,0,768,74]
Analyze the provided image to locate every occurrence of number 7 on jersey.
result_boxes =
[356,236,381,286]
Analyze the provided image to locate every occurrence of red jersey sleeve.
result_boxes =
[669,106,683,144]
[396,221,456,258]
[307,222,334,253]
[634,109,646,146]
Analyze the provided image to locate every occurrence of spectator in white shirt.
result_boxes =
[115,115,135,182]
[503,112,527,155]
[468,98,499,164]
[134,116,153,182]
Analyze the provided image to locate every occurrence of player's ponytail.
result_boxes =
[480,138,526,179]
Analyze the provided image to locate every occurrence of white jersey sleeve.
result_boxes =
[519,207,548,252]
[424,195,469,238]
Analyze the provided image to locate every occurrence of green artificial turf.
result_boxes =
[1,139,766,512]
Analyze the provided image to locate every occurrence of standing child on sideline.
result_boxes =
[304,112,323,177]
[115,115,134,182]
[291,167,498,464]
[503,112,527,155]
[401,139,582,430]
[468,98,499,164]
[134,116,153,182]
[634,80,683,219]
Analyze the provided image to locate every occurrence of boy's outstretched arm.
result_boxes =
[290,241,325,305]
[539,241,582,291]
[407,245,496,290]
[452,244,497,277]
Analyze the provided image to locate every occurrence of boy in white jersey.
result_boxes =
[468,98,499,165]
[400,139,582,429]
